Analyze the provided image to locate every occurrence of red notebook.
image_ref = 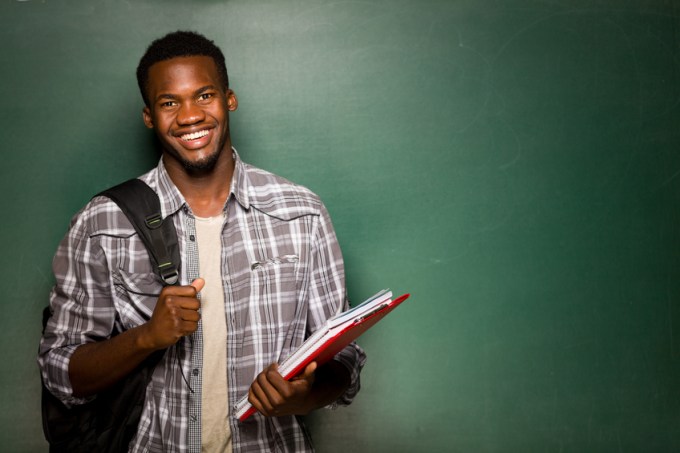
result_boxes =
[235,290,411,421]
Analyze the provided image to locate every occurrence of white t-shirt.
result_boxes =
[196,214,232,453]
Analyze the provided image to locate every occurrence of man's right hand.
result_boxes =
[141,278,205,350]
[69,278,204,397]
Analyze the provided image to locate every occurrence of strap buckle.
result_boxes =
[145,213,163,230]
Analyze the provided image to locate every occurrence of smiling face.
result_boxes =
[142,55,238,174]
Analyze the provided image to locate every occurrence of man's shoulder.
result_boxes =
[242,162,325,220]
[72,166,162,236]
[68,190,136,238]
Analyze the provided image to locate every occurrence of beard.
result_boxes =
[161,130,229,175]
[178,147,222,174]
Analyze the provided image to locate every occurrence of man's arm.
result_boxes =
[247,201,365,417]
[69,279,204,397]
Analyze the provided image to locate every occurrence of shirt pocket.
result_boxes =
[113,269,163,329]
[245,255,302,338]
[249,254,300,298]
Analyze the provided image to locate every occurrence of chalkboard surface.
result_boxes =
[1,1,679,451]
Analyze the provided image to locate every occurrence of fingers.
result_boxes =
[165,280,203,325]
[248,362,317,417]
[261,364,285,400]
[179,307,201,322]
[145,278,204,349]
[249,364,282,416]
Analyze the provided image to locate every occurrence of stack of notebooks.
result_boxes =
[235,289,410,421]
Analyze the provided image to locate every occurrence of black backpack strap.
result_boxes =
[97,179,180,286]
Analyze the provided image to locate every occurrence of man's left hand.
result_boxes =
[248,362,318,417]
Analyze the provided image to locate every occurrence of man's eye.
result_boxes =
[160,101,177,108]
[198,93,214,101]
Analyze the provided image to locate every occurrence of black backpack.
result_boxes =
[41,179,181,453]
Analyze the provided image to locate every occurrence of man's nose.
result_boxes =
[177,102,205,125]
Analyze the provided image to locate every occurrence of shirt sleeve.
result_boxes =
[37,201,117,407]
[306,202,366,407]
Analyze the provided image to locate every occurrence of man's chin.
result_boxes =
[173,149,222,174]
[182,156,219,173]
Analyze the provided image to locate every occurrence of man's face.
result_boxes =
[142,55,237,173]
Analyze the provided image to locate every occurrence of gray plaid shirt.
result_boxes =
[39,150,366,452]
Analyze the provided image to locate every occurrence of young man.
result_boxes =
[39,31,365,452]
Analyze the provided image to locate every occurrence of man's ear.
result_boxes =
[226,89,238,112]
[142,106,154,129]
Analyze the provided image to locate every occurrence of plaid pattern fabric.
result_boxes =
[38,150,366,452]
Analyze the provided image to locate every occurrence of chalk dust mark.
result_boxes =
[668,284,676,359]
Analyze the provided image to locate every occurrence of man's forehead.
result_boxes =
[147,55,221,92]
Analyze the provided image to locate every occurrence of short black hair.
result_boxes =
[136,31,229,106]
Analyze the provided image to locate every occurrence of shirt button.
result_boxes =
[190,415,197,422]
[189,234,195,241]
[192,368,199,376]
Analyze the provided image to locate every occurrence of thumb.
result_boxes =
[191,278,205,293]
[289,361,316,382]
[301,361,317,380]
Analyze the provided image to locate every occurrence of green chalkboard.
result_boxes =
[1,0,679,451]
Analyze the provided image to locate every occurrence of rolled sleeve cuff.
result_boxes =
[327,341,367,409]
[39,345,93,407]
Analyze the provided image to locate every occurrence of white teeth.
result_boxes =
[181,130,209,141]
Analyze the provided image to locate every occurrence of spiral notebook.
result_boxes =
[235,289,411,421]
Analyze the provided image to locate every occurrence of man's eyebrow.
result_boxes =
[154,93,178,102]
[196,85,218,94]
[152,85,220,103]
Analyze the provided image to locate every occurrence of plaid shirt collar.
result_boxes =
[154,148,251,218]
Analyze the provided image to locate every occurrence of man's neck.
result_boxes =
[163,148,235,218]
